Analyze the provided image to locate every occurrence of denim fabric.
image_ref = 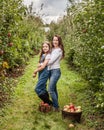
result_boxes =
[40,54,45,63]
[48,68,61,108]
[35,67,49,96]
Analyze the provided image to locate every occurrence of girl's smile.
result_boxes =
[43,43,50,53]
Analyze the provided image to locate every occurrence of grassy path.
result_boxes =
[0,56,91,130]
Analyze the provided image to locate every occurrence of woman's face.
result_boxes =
[53,36,59,48]
[42,43,50,53]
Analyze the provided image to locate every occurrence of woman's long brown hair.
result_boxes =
[51,35,65,58]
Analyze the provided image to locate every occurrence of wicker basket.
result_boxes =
[62,110,82,122]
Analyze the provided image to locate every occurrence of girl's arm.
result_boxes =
[33,59,49,76]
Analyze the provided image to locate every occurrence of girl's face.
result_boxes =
[53,36,59,48]
[42,43,50,53]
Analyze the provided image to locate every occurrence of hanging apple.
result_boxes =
[8,42,13,47]
[0,50,4,55]
[7,33,11,37]
[82,29,87,33]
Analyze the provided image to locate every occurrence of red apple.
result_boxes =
[44,103,49,107]
[82,29,87,33]
[8,42,13,47]
[7,33,11,37]
[70,108,75,112]
[0,50,4,55]
[69,103,75,109]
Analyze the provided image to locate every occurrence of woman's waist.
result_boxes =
[47,65,60,70]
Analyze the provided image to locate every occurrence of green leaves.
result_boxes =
[47,0,104,112]
[0,0,45,106]
[0,0,44,68]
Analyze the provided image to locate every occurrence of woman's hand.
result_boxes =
[37,63,43,68]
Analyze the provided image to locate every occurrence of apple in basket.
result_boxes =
[75,106,82,112]
[69,103,75,109]
[69,103,75,112]
[70,108,75,112]
[63,105,69,111]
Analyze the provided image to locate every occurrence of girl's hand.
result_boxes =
[33,73,37,78]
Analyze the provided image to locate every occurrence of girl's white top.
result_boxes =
[48,48,62,70]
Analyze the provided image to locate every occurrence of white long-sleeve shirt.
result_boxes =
[47,48,62,70]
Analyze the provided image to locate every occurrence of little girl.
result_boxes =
[33,41,52,105]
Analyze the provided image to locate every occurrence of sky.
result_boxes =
[23,0,69,24]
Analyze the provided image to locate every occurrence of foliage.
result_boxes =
[47,0,104,112]
[72,0,104,111]
[0,0,44,68]
[0,0,45,106]
[73,0,104,89]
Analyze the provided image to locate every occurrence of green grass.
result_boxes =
[0,56,97,130]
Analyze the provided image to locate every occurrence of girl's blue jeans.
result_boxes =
[35,67,49,96]
[48,68,61,108]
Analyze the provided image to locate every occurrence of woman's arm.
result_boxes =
[48,49,62,65]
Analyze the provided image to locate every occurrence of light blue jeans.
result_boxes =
[48,69,61,108]
[35,67,49,96]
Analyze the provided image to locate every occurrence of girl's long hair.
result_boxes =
[39,41,51,62]
[51,35,65,58]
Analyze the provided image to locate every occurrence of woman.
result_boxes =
[48,35,65,111]
[33,41,52,105]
